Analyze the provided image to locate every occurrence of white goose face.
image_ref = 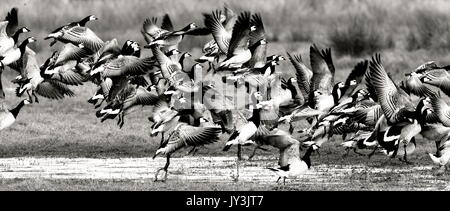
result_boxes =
[219,14,227,22]
[189,23,197,29]
[290,78,297,83]
[314,90,323,96]
[19,83,32,95]
[260,39,267,45]
[89,15,98,21]
[23,99,31,105]
[194,63,202,69]
[22,27,31,33]
[253,92,263,101]
[184,52,192,57]
[170,49,181,55]
[312,144,319,151]
[27,37,37,43]
[130,42,140,51]
[270,61,278,66]
[422,77,431,82]
[349,80,357,86]
[199,117,207,123]
[250,25,257,31]
[337,82,345,88]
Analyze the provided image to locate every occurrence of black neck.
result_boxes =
[9,101,25,118]
[12,30,23,43]
[179,24,192,32]
[287,82,299,99]
[249,41,263,53]
[19,40,29,53]
[301,147,314,168]
[332,85,341,104]
[78,16,92,27]
[179,53,188,70]
[248,107,261,127]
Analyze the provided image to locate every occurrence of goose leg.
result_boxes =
[342,148,350,158]
[289,124,294,134]
[248,145,259,161]
[33,92,39,104]
[162,155,171,182]
[435,141,442,157]
[187,146,197,155]
[119,113,125,129]
[276,177,281,183]
[232,156,240,182]
[237,144,242,161]
[283,177,286,185]
[367,146,378,159]
[94,99,104,109]
[26,90,33,103]
[353,148,365,156]
[154,155,171,182]
[400,143,413,164]
[160,132,164,145]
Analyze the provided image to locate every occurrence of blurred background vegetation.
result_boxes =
[2,0,450,55]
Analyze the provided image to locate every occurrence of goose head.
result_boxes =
[88,15,98,21]
[181,52,192,59]
[20,37,37,47]
[18,27,31,34]
[348,79,357,86]
[166,49,181,57]
[176,23,197,34]
[18,82,32,96]
[79,15,98,26]
[121,40,140,56]
[251,91,263,105]
[351,89,369,102]
[400,109,417,124]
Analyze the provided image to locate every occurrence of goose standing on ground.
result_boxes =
[0,99,30,130]
[364,54,421,163]
[429,140,450,173]
[222,92,262,180]
[268,141,318,185]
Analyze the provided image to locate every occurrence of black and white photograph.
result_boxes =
[1,0,450,195]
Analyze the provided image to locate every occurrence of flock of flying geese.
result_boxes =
[1,6,450,184]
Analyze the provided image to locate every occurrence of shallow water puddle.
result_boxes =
[0,156,447,189]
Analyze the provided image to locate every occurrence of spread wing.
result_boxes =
[366,54,414,124]
[159,124,222,154]
[161,14,174,31]
[102,56,157,77]
[287,52,312,101]
[227,11,251,58]
[4,8,18,37]
[309,45,335,102]
[204,10,231,53]
[62,27,104,52]
[35,80,75,99]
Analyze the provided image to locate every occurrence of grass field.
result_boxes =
[1,0,450,190]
